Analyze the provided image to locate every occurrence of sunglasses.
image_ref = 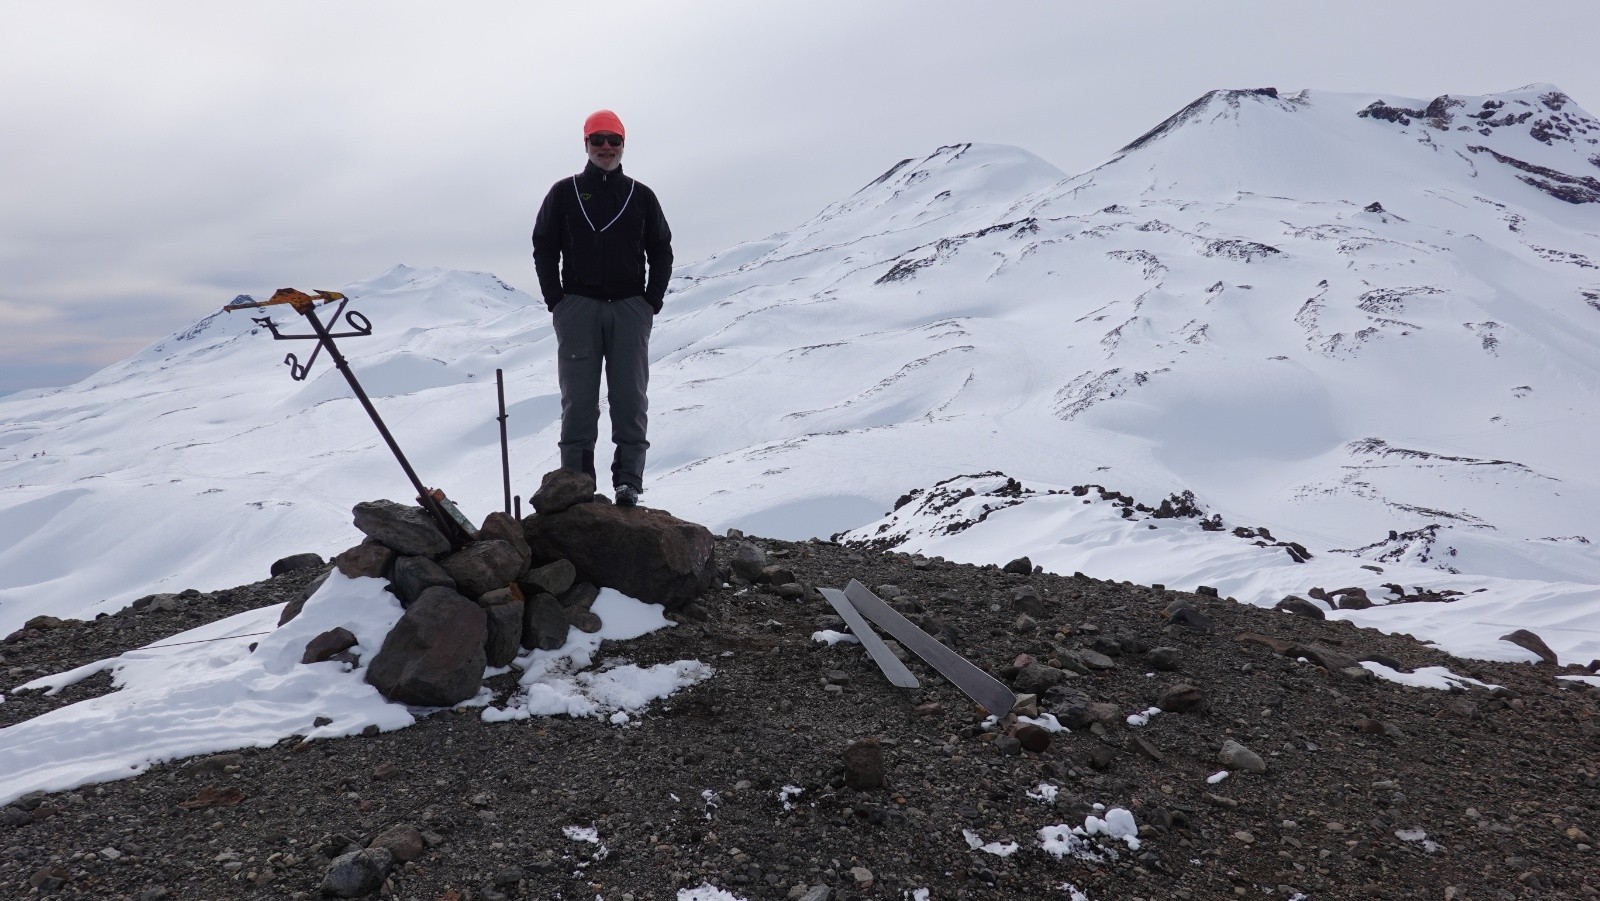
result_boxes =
[587,134,624,147]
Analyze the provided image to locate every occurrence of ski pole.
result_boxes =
[497,368,511,516]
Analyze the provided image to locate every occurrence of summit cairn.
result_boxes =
[327,468,714,706]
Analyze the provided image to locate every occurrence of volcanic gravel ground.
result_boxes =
[2,535,1598,900]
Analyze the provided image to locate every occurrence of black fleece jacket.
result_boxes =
[531,162,673,312]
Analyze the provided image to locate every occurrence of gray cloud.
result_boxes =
[4,0,1598,395]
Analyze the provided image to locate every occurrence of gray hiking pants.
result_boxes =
[551,293,652,490]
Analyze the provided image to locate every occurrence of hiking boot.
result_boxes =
[614,485,641,508]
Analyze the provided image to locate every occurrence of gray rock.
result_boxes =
[798,887,832,901]
[1055,651,1093,676]
[1219,739,1267,774]
[1147,647,1181,671]
[520,559,577,597]
[1499,629,1558,665]
[729,542,768,582]
[271,553,325,577]
[1298,643,1360,673]
[352,499,451,557]
[523,503,716,611]
[333,540,396,580]
[1090,635,1123,656]
[1165,603,1215,634]
[1077,648,1118,670]
[760,564,797,585]
[1,805,29,828]
[1014,663,1066,694]
[390,555,456,608]
[320,847,393,898]
[1003,556,1033,575]
[478,511,532,571]
[1013,613,1038,634]
[482,597,524,667]
[301,628,358,665]
[531,468,595,515]
[439,540,524,599]
[493,866,526,887]
[1048,690,1098,729]
[1275,595,1326,620]
[1011,584,1045,615]
[364,588,487,706]
[842,738,885,790]
[522,592,569,651]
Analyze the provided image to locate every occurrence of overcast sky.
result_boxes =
[3,1,1598,395]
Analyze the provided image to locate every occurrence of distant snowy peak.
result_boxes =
[1119,87,1305,153]
[675,144,1065,283]
[815,143,1065,221]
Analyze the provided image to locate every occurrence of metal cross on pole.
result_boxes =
[223,287,475,549]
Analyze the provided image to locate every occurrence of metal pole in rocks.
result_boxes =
[497,368,511,516]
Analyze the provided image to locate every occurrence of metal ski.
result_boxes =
[817,587,919,689]
[843,579,1016,716]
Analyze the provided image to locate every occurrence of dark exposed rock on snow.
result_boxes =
[364,587,487,706]
[1274,595,1326,619]
[270,553,325,577]
[301,628,357,665]
[1500,628,1559,665]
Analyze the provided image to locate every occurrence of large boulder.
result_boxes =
[439,540,523,599]
[353,499,452,557]
[522,504,715,610]
[365,587,487,706]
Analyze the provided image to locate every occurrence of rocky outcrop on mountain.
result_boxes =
[339,472,717,704]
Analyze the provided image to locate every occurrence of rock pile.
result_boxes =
[290,469,715,707]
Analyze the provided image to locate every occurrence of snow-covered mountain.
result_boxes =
[3,84,1599,664]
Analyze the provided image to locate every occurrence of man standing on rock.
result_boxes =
[532,109,673,508]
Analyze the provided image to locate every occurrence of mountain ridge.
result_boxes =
[2,85,1598,666]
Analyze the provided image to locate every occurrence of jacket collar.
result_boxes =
[582,161,626,182]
